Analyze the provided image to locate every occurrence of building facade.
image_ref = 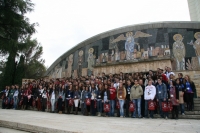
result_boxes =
[187,0,200,21]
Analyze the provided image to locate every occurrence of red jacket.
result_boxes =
[109,87,116,100]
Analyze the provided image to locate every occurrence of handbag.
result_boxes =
[85,98,91,106]
[69,99,74,106]
[161,102,168,112]
[129,102,135,112]
[148,100,155,111]
[104,103,110,112]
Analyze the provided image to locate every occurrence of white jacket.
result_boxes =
[144,85,156,100]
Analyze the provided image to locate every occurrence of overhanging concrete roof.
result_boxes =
[45,21,200,76]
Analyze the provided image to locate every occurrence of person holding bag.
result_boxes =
[117,82,126,118]
[96,83,104,116]
[184,75,196,111]
[103,84,110,117]
[156,78,168,119]
[175,78,185,115]
[130,79,143,118]
[83,86,91,116]
[144,79,156,118]
[73,85,80,115]
[169,80,179,119]
[109,82,116,117]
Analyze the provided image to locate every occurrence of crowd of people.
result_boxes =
[1,66,197,120]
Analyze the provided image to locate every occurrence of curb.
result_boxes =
[0,120,77,133]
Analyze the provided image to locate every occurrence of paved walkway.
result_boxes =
[0,109,200,133]
[0,127,28,133]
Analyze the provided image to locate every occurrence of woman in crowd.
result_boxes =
[170,81,179,119]
[66,84,73,114]
[83,86,91,116]
[80,86,85,115]
[42,86,47,112]
[96,83,104,116]
[49,84,57,113]
[90,84,97,116]
[117,81,126,118]
[73,85,80,115]
[184,75,196,111]
[103,84,110,117]
[175,78,185,115]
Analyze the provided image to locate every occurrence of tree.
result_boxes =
[0,0,37,54]
[0,0,45,90]
[21,36,46,79]
[1,52,17,88]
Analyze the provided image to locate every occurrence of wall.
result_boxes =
[48,28,200,79]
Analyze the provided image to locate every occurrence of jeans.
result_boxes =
[179,104,184,114]
[145,100,154,118]
[13,96,18,109]
[158,99,168,118]
[97,100,102,113]
[109,100,115,116]
[119,100,125,117]
[51,99,55,112]
[132,98,141,117]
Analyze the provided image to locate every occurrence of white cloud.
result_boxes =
[27,0,190,67]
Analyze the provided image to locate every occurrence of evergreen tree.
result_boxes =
[2,51,16,87]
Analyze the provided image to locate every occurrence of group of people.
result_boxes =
[1,66,197,120]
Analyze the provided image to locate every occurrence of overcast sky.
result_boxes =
[27,0,190,67]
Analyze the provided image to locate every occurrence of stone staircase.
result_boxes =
[0,98,200,119]
[154,98,200,119]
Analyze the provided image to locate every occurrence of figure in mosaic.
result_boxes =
[173,34,185,70]
[111,31,152,61]
[67,54,73,77]
[189,32,200,67]
[87,48,95,71]
[78,50,84,77]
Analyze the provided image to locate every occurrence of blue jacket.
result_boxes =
[156,83,167,100]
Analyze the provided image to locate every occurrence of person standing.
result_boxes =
[156,78,168,119]
[49,85,57,113]
[96,83,104,116]
[73,85,80,115]
[80,86,85,115]
[13,85,19,110]
[170,81,179,119]
[125,80,132,117]
[184,75,196,111]
[117,82,126,117]
[130,79,143,118]
[139,79,145,118]
[175,78,185,115]
[109,82,117,117]
[144,80,156,118]
[103,84,110,117]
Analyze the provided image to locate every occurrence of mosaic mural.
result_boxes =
[49,28,200,78]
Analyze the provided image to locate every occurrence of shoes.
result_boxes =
[120,116,123,118]
[182,113,185,115]
[165,116,168,120]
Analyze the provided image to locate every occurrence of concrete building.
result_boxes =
[187,0,200,21]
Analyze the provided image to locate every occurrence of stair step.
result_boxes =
[194,98,200,101]
[185,111,200,115]
[154,114,200,119]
